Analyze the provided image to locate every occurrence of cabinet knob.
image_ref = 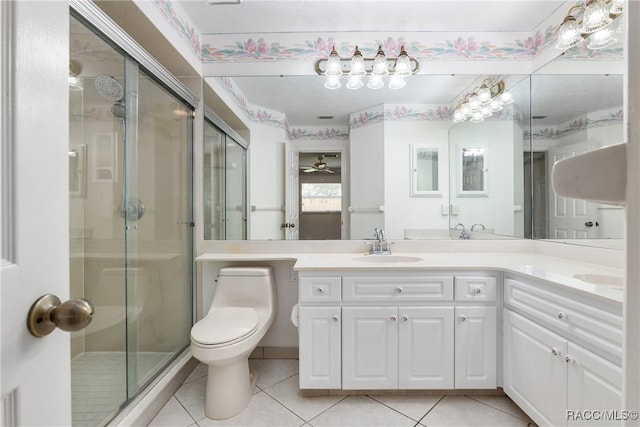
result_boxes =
[551,347,560,356]
[459,315,467,322]
[390,315,397,321]
[474,287,482,294]
[395,287,403,294]
[316,287,325,294]
[564,355,574,363]
[557,311,567,320]
[401,315,409,322]
[331,315,339,322]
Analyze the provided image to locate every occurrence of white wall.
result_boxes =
[248,123,286,240]
[384,119,450,239]
[349,106,385,240]
[449,119,518,236]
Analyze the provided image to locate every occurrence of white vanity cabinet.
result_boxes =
[342,306,454,389]
[298,277,342,389]
[298,272,498,391]
[503,276,622,427]
[455,305,497,389]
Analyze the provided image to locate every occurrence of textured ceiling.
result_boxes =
[178,1,566,34]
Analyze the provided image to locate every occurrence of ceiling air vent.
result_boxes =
[207,0,241,4]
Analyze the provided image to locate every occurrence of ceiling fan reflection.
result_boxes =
[302,155,336,174]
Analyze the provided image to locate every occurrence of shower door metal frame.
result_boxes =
[70,0,198,413]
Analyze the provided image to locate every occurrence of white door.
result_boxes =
[342,307,398,389]
[1,1,72,425]
[548,141,599,239]
[454,306,496,389]
[398,307,454,389]
[283,142,299,239]
[298,306,342,389]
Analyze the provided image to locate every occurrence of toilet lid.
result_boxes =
[191,307,258,346]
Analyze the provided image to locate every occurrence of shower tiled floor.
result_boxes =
[149,359,538,427]
[72,351,171,426]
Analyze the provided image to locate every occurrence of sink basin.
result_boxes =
[354,255,423,263]
[573,273,623,287]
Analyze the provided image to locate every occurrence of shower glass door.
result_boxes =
[69,14,193,426]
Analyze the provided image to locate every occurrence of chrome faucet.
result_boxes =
[471,223,486,232]
[370,228,392,254]
[454,223,469,240]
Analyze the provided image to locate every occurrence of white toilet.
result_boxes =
[190,266,277,419]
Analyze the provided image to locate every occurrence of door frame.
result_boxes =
[285,140,349,239]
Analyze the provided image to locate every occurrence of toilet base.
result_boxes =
[204,358,258,419]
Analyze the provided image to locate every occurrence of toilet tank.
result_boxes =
[212,266,276,310]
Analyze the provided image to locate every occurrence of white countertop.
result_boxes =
[196,250,624,304]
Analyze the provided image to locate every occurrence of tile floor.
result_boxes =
[72,351,171,426]
[148,359,537,427]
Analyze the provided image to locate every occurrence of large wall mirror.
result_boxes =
[530,68,624,248]
[203,49,624,247]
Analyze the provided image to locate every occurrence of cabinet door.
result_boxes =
[503,310,568,427]
[455,306,496,389]
[567,342,622,427]
[342,307,398,389]
[299,306,341,389]
[398,307,454,389]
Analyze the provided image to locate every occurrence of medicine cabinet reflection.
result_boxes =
[410,144,440,197]
[458,146,488,196]
[204,108,248,240]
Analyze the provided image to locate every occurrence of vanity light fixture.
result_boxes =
[452,79,513,124]
[316,45,419,90]
[555,0,623,51]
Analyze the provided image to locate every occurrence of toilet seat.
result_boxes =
[191,307,258,347]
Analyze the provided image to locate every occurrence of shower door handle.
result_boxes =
[27,294,94,338]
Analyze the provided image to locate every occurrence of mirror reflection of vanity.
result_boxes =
[202,38,624,248]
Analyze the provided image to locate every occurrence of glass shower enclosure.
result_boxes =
[69,11,194,426]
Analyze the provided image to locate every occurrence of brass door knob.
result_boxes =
[27,294,94,337]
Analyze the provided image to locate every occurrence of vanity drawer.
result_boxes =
[454,276,496,302]
[504,277,622,362]
[342,276,453,302]
[299,277,341,303]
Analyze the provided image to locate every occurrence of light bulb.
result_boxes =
[481,106,492,118]
[500,90,514,105]
[460,101,471,117]
[349,47,366,76]
[367,75,385,90]
[477,84,491,104]
[388,74,406,90]
[556,15,583,50]
[489,99,503,112]
[453,109,465,123]
[324,75,341,90]
[582,0,613,34]
[470,111,484,123]
[394,46,412,77]
[325,48,343,76]
[371,46,389,76]
[346,74,363,90]
[588,27,617,49]
[469,94,481,111]
[610,0,623,16]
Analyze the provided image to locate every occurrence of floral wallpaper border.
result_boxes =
[287,127,349,141]
[529,109,624,140]
[149,0,623,65]
[151,0,201,58]
[214,77,287,128]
